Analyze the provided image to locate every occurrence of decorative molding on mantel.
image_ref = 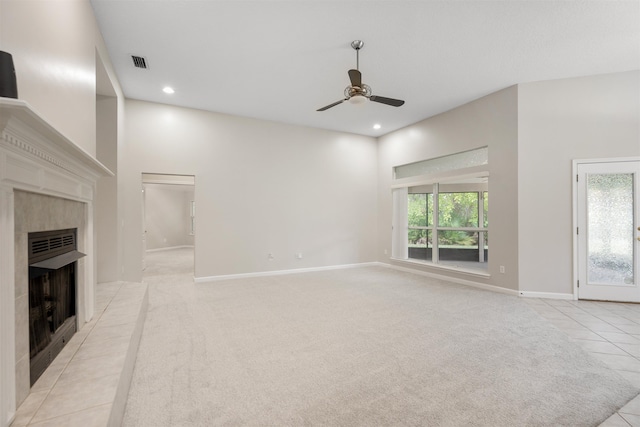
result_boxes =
[0,98,113,201]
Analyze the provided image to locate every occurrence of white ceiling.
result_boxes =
[90,0,640,137]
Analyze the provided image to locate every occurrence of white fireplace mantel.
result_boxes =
[0,98,113,195]
[0,97,113,427]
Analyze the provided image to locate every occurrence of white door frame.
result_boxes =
[142,182,147,271]
[141,173,196,275]
[572,157,640,300]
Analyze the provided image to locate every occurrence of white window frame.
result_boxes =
[392,169,490,276]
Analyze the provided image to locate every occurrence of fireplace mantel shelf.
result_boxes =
[0,97,113,178]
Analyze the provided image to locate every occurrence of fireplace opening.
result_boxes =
[28,229,85,386]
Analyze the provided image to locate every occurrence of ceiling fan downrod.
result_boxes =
[351,40,363,71]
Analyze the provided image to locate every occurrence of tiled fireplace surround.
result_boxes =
[0,99,111,426]
[14,192,87,405]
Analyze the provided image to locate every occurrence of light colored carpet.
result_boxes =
[143,247,194,277]
[124,253,638,426]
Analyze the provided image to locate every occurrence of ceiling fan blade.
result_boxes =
[317,99,346,111]
[348,69,362,88]
[369,95,405,107]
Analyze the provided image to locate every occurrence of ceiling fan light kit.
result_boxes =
[317,40,404,112]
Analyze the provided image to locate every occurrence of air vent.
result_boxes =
[28,229,77,264]
[131,55,148,69]
[31,235,74,254]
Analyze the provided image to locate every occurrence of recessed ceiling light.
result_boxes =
[373,124,381,130]
[162,86,175,94]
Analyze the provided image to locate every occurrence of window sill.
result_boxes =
[390,257,491,278]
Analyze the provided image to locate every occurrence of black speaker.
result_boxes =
[0,51,18,99]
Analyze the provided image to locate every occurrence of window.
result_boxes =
[391,148,489,274]
[408,193,433,261]
[395,147,488,179]
[407,184,488,270]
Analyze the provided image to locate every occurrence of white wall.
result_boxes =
[96,94,118,282]
[144,184,194,250]
[3,0,635,297]
[0,0,125,285]
[377,86,519,291]
[518,71,640,295]
[122,100,378,281]
[0,0,100,156]
[95,17,126,285]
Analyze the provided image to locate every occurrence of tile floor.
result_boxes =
[10,281,147,427]
[524,298,640,427]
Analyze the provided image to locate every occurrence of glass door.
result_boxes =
[577,160,640,301]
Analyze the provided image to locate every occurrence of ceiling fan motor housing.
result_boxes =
[344,84,371,100]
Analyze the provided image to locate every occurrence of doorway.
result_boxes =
[575,159,640,302]
[142,173,195,277]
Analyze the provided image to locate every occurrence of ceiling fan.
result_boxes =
[317,40,405,112]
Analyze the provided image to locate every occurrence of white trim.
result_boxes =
[572,159,580,300]
[572,157,640,302]
[573,157,640,166]
[196,260,518,299]
[141,173,195,186]
[145,245,194,253]
[194,262,383,283]
[0,187,16,426]
[83,201,95,326]
[0,99,112,180]
[391,188,408,259]
[518,291,575,300]
[391,257,490,278]
[382,262,517,296]
[426,227,490,232]
[392,167,489,189]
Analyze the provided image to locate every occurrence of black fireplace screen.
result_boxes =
[29,263,75,359]
[28,228,84,385]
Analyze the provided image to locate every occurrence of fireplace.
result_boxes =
[1,99,112,427]
[28,229,85,385]
[11,191,89,408]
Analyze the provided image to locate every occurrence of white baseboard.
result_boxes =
[146,245,194,253]
[518,291,576,300]
[194,261,384,283]
[194,261,572,301]
[381,262,519,297]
